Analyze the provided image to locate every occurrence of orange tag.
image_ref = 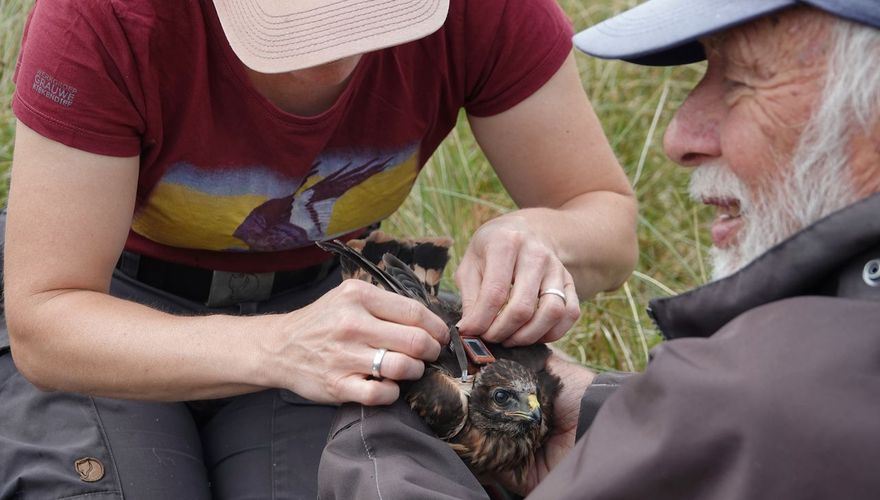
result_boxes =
[461,336,496,365]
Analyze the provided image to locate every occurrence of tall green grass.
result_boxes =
[0,0,711,373]
[0,0,31,202]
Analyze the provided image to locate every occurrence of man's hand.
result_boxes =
[497,353,595,495]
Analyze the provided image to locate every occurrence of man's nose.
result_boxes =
[663,70,724,168]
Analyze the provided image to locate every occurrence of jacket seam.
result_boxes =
[359,406,385,500]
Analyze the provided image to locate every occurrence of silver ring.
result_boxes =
[371,348,388,380]
[539,288,567,305]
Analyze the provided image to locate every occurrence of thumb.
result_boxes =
[453,257,482,332]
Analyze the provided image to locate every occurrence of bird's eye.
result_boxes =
[492,390,511,405]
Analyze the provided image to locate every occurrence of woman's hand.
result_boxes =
[262,279,450,406]
[459,53,638,348]
[455,215,581,346]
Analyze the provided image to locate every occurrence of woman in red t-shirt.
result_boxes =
[1,0,636,497]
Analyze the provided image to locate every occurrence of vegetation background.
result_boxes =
[0,0,709,373]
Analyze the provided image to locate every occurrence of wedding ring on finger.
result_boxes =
[539,288,567,306]
[371,348,388,380]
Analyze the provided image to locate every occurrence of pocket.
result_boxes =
[0,368,123,499]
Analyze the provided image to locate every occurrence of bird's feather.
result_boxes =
[316,232,562,484]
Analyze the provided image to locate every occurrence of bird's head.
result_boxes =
[469,359,544,435]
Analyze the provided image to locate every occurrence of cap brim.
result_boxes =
[214,0,450,73]
[573,0,797,66]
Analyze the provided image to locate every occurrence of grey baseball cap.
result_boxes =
[574,0,880,66]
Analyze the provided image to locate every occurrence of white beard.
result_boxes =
[689,147,858,282]
[688,163,794,280]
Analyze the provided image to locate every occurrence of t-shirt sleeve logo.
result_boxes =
[32,70,78,107]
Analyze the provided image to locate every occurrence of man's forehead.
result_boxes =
[701,8,832,66]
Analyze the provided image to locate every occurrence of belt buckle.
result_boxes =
[206,271,275,307]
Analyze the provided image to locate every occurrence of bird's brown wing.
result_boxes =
[403,364,470,440]
[315,238,416,298]
[334,231,453,297]
[318,233,461,326]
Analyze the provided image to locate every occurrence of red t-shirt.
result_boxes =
[13,0,573,272]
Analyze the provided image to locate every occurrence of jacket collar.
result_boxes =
[649,192,880,339]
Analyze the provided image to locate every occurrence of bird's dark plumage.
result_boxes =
[316,232,562,485]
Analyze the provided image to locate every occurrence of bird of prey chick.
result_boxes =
[316,232,562,486]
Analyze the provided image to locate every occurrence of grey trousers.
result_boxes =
[0,252,489,499]
[0,261,348,499]
[0,203,495,499]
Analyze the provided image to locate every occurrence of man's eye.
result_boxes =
[493,390,511,405]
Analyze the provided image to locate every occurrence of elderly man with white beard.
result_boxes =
[318,1,880,498]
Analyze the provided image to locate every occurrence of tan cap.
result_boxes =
[213,0,450,73]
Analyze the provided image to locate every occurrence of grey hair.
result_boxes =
[827,19,880,129]
[787,17,880,227]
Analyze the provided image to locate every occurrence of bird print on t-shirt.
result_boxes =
[234,156,395,250]
[130,144,419,252]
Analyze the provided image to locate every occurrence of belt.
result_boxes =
[116,251,338,308]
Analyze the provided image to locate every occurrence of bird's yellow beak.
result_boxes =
[528,394,539,411]
[527,394,542,422]
[510,393,542,422]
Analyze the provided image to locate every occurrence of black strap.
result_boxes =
[117,251,141,278]
[116,251,337,305]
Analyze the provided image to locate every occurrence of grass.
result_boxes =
[0,0,31,203]
[0,0,711,373]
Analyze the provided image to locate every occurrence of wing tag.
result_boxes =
[461,336,496,365]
